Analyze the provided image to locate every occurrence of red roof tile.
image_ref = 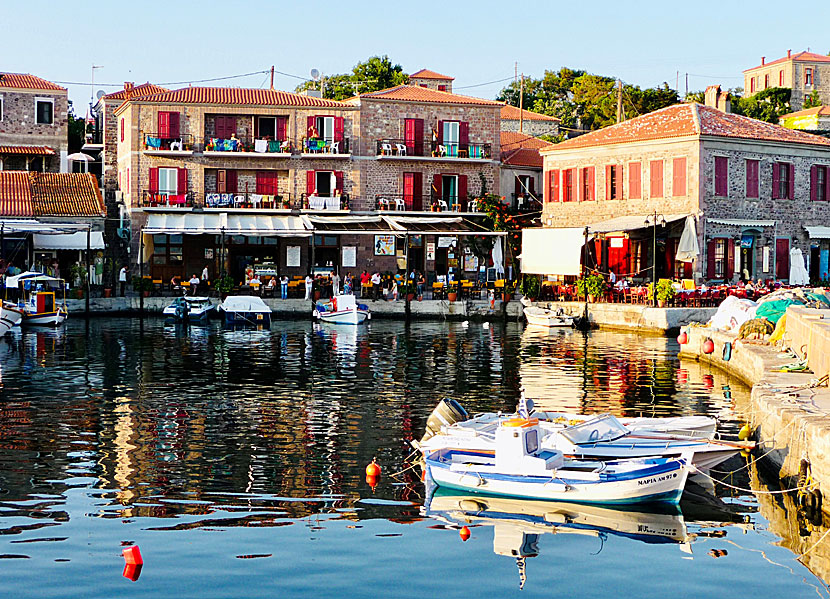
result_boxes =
[0,146,56,156]
[500,132,550,168]
[0,172,33,216]
[30,173,105,217]
[126,86,349,108]
[0,72,65,91]
[501,104,560,122]
[500,131,551,150]
[409,69,454,80]
[542,103,830,153]
[353,85,502,106]
[745,51,830,72]
[780,105,830,119]
[103,82,168,100]
[502,148,544,168]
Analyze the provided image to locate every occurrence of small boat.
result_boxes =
[4,272,68,327]
[523,305,574,328]
[313,294,370,325]
[163,296,214,322]
[0,301,23,334]
[218,295,271,326]
[424,417,689,505]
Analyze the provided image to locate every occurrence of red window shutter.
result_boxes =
[436,121,444,144]
[776,238,790,279]
[788,163,795,200]
[605,165,612,199]
[772,162,780,199]
[158,112,169,137]
[307,116,316,137]
[458,174,468,203]
[120,118,124,142]
[714,156,728,196]
[811,165,818,201]
[529,177,535,195]
[306,170,316,195]
[706,239,716,279]
[217,169,226,193]
[615,166,622,200]
[629,162,641,199]
[414,119,424,155]
[177,168,187,195]
[256,171,279,194]
[459,121,469,151]
[552,169,560,202]
[514,177,522,197]
[412,172,423,210]
[746,159,759,198]
[726,240,734,280]
[650,160,663,198]
[148,167,158,194]
[673,157,686,196]
[432,174,442,201]
[276,117,288,142]
[334,116,344,143]
[169,112,180,138]
[403,172,414,210]
[226,169,237,194]
[335,171,344,192]
[587,167,595,200]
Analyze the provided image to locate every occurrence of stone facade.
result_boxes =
[744,53,830,111]
[0,86,68,172]
[500,118,558,138]
[409,74,453,93]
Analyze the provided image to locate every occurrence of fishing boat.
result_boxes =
[417,399,748,474]
[0,302,23,334]
[4,272,68,327]
[424,417,689,505]
[218,295,271,326]
[163,296,214,322]
[313,294,370,325]
[523,306,573,328]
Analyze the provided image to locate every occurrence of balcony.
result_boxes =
[428,194,483,213]
[375,139,492,161]
[141,190,301,210]
[430,141,491,160]
[143,133,195,155]
[511,193,542,212]
[203,135,292,157]
[376,139,425,158]
[298,137,351,157]
[372,193,482,212]
[300,193,350,210]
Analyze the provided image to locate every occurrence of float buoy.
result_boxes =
[366,459,381,477]
[703,374,714,390]
[677,331,688,345]
[459,526,471,541]
[738,424,751,441]
[365,474,378,490]
[122,563,142,582]
[122,545,143,566]
[702,338,715,354]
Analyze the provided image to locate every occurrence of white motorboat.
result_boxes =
[218,295,271,326]
[163,296,214,321]
[4,272,68,327]
[0,301,23,334]
[313,294,370,325]
[523,306,573,328]
[424,417,690,505]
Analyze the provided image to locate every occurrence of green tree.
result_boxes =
[67,101,86,153]
[804,89,822,109]
[732,87,791,122]
[294,55,408,100]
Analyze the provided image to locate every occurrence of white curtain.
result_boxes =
[676,216,700,262]
[789,247,810,285]
[492,238,504,276]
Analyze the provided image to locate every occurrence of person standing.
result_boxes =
[119,265,128,297]
[331,271,340,296]
[201,265,210,293]
[344,272,353,295]
[370,271,381,300]
[280,274,289,300]
[304,274,313,300]
[359,270,369,297]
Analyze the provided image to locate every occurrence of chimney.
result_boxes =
[787,49,792,58]
[717,90,732,113]
[124,81,134,99]
[761,56,765,65]
[704,85,720,108]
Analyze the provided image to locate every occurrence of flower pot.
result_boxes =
[588,294,595,303]
[313,290,321,301]
[103,288,112,298]
[142,290,150,298]
[447,292,458,302]
[406,293,415,301]
[657,299,666,308]
[502,293,511,302]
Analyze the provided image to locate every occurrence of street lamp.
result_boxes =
[644,212,666,307]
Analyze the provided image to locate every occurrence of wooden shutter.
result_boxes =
[218,169,226,193]
[120,118,124,142]
[726,240,734,280]
[177,168,187,195]
[334,116,344,143]
[158,112,170,137]
[306,170,316,196]
[459,121,469,153]
[650,160,663,198]
[412,119,424,155]
[714,157,728,196]
[458,175,468,204]
[276,117,288,142]
[605,165,612,200]
[412,172,423,210]
[148,167,159,193]
[307,116,316,137]
[169,112,180,138]
[772,162,780,199]
[403,172,414,210]
[672,158,686,197]
[746,159,759,198]
[226,169,237,193]
[404,119,417,154]
[587,167,595,200]
[436,121,444,144]
[629,162,641,199]
[788,163,795,199]
[546,169,559,203]
[615,166,622,200]
[811,165,818,201]
[432,174,442,203]
[335,171,344,192]
[706,239,716,279]
[776,238,790,279]
[256,171,278,194]
[529,177,535,195]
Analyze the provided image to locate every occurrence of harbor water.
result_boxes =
[0,318,827,597]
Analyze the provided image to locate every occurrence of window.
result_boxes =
[812,165,828,202]
[257,116,287,141]
[158,111,180,138]
[714,156,728,196]
[628,162,641,199]
[750,77,756,93]
[714,239,726,278]
[35,98,53,124]
[606,165,620,200]
[437,85,447,92]
[152,234,183,265]
[745,159,759,198]
[158,167,178,195]
[773,162,793,199]
[779,70,784,86]
[120,118,124,142]
[764,74,769,89]
[546,169,559,203]
[649,160,663,198]
[580,167,594,201]
[563,168,575,202]
[316,116,335,144]
[672,158,686,197]
[419,84,427,88]
[806,68,813,86]
[442,120,459,155]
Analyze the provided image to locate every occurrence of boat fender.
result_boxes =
[331,297,337,311]
[738,424,751,441]
[722,342,732,362]
[459,526,471,542]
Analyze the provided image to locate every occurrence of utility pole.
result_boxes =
[519,73,524,133]
[685,73,689,99]
[676,70,679,95]
[515,62,518,84]
[270,66,275,90]
[616,79,623,124]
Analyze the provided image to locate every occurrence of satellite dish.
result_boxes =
[96,90,105,100]
[310,68,320,81]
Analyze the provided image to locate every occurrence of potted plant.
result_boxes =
[520,275,540,301]
[131,276,153,297]
[650,280,676,307]
[502,280,515,302]
[576,273,606,302]
[215,275,234,299]
[400,281,416,302]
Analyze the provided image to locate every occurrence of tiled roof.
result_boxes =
[501,131,551,150]
[542,103,830,153]
[502,148,544,168]
[409,69,454,80]
[31,173,105,217]
[0,145,56,156]
[501,104,560,122]
[126,86,349,108]
[780,105,830,119]
[500,132,550,168]
[745,51,830,72]
[0,172,33,216]
[0,72,65,91]
[103,82,168,100]
[353,85,502,106]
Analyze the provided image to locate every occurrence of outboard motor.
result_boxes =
[420,398,468,445]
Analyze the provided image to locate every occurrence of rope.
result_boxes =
[690,463,816,496]
[796,526,830,560]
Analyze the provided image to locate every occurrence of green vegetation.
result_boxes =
[804,90,822,110]
[520,275,540,299]
[294,56,408,100]
[731,87,792,123]
[576,273,606,299]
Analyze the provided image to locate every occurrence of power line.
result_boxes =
[455,76,514,90]
[51,68,279,88]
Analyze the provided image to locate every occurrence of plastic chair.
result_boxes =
[381,142,393,155]
[395,143,406,156]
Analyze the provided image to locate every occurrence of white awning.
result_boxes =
[33,231,104,250]
[0,219,91,234]
[142,213,309,237]
[587,213,688,233]
[225,214,308,236]
[707,218,775,227]
[521,227,587,275]
[805,226,830,239]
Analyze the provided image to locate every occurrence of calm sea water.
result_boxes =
[0,318,826,598]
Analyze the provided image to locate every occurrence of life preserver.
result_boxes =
[331,297,337,311]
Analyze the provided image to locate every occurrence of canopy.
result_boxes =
[675,216,700,262]
[789,247,810,285]
[707,218,775,227]
[587,213,687,233]
[220,295,271,312]
[142,213,309,236]
[805,225,830,239]
[521,227,586,276]
[33,231,104,250]
[0,219,91,234]
[5,271,63,288]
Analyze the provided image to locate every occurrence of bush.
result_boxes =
[520,275,540,299]
[576,273,605,299]
[215,275,234,295]
[649,279,676,303]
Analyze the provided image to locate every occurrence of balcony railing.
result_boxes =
[203,135,279,153]
[511,192,542,212]
[141,190,195,207]
[428,194,482,212]
[375,139,425,157]
[203,192,296,209]
[297,137,350,155]
[374,194,424,211]
[144,133,195,151]
[300,193,350,210]
[429,141,491,159]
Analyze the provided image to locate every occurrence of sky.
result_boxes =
[2,0,829,112]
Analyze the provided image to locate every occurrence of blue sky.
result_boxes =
[2,0,829,112]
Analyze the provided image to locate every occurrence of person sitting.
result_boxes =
[188,274,200,295]
[170,275,181,291]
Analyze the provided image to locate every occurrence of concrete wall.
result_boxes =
[532,300,715,333]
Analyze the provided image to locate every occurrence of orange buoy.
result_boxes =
[677,332,688,344]
[459,526,471,541]
[122,545,143,566]
[366,459,381,477]
[365,474,378,490]
[702,338,715,354]
[122,563,142,581]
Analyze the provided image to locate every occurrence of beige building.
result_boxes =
[744,50,830,111]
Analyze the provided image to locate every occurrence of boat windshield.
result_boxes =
[558,414,629,445]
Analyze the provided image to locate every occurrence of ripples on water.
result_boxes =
[0,318,826,598]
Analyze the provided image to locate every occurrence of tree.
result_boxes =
[732,87,791,123]
[571,74,617,129]
[294,55,408,100]
[67,101,86,154]
[804,89,822,109]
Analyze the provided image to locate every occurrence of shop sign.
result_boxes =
[342,246,356,267]
[286,245,301,267]
[374,235,395,256]
[426,242,435,261]
[437,236,455,248]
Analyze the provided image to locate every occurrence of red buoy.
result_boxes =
[365,474,378,490]
[677,332,688,345]
[702,338,715,354]
[459,526,471,541]
[122,563,142,582]
[366,459,381,477]
[122,545,143,566]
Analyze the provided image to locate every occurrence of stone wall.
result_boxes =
[0,88,68,172]
[500,118,558,138]
[101,99,119,189]
[744,60,830,111]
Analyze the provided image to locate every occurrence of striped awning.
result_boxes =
[707,218,775,227]
[805,226,830,239]
[0,145,55,156]
[143,213,310,236]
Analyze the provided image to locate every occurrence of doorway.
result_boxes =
[316,171,333,197]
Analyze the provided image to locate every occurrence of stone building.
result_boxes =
[408,69,454,93]
[743,50,830,111]
[500,104,560,138]
[0,72,69,172]
[499,131,550,211]
[536,100,830,284]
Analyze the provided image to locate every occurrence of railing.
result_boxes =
[296,137,350,155]
[300,193,350,210]
[428,194,481,212]
[204,135,261,153]
[141,190,196,208]
[511,192,542,212]
[374,194,423,211]
[143,133,195,151]
[375,139,425,157]
[429,141,491,159]
[141,191,301,210]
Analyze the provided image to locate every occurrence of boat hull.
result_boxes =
[221,311,270,326]
[22,309,67,327]
[524,307,573,328]
[163,307,212,321]
[316,308,369,325]
[0,305,23,334]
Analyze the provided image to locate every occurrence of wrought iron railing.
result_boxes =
[511,192,542,212]
[375,139,426,157]
[143,133,195,151]
[296,137,351,155]
[373,193,425,211]
[429,141,491,159]
[300,193,350,210]
[141,189,195,207]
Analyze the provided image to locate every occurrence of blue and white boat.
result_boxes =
[4,272,68,327]
[424,417,689,505]
[163,296,214,322]
[313,294,370,325]
[218,295,271,326]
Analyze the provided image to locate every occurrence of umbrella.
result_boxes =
[789,247,810,286]
[67,152,93,162]
[676,215,700,262]
[492,237,504,276]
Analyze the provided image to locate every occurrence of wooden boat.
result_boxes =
[0,301,23,334]
[424,418,689,505]
[163,296,214,321]
[218,295,271,326]
[523,306,573,328]
[4,272,68,327]
[313,294,370,325]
